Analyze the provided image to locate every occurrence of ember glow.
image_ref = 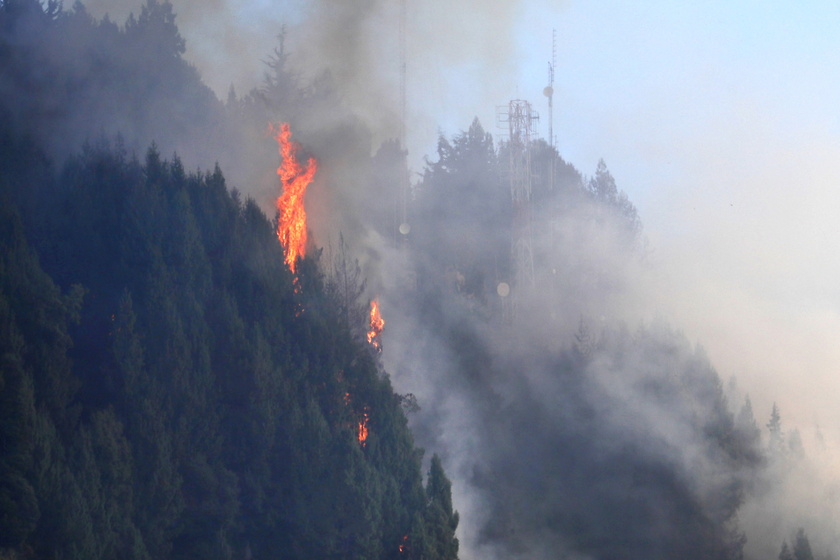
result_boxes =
[273,122,317,273]
[367,299,385,351]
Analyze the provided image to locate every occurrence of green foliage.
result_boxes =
[0,6,458,545]
[125,0,186,58]
[414,118,508,300]
[424,455,460,560]
[0,279,39,546]
[0,0,222,182]
[0,127,457,559]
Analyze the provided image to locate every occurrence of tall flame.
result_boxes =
[367,299,385,351]
[273,123,317,273]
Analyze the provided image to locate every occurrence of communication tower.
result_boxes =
[397,0,410,248]
[543,29,556,150]
[497,100,538,317]
[399,0,407,147]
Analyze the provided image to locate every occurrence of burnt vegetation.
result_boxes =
[0,1,826,560]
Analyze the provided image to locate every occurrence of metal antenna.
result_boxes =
[543,29,556,149]
[400,0,407,148]
[398,0,410,248]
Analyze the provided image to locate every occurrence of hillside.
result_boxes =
[1,2,831,560]
[0,141,460,559]
[0,5,459,559]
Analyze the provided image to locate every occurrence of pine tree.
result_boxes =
[735,396,761,442]
[780,541,794,560]
[793,528,814,560]
[424,455,460,560]
[788,429,805,459]
[0,294,39,547]
[0,4,459,556]
[767,402,784,454]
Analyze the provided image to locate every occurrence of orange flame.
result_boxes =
[273,123,317,273]
[358,408,370,447]
[367,299,385,351]
[346,393,370,447]
[398,535,408,553]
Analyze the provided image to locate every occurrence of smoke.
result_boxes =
[70,0,545,291]
[12,1,840,558]
[378,173,753,559]
[80,0,537,164]
[629,118,840,556]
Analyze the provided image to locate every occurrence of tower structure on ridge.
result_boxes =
[543,29,556,150]
[497,100,538,317]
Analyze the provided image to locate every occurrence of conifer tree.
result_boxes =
[767,402,784,455]
[780,541,794,560]
[793,528,814,560]
[424,455,460,560]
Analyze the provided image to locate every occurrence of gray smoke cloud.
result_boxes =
[20,1,840,558]
[378,159,748,559]
[81,0,534,166]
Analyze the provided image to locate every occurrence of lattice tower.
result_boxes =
[498,100,538,316]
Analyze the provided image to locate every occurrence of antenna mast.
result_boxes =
[398,0,409,245]
[399,0,407,147]
[543,29,556,149]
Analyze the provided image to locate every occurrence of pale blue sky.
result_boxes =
[538,2,840,429]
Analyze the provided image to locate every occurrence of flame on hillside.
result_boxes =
[345,391,370,447]
[367,299,385,351]
[358,408,370,447]
[273,122,317,273]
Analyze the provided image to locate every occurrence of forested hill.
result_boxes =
[0,2,459,559]
[1,1,827,559]
[0,142,459,560]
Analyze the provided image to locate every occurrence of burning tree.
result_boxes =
[273,122,317,273]
[367,299,385,351]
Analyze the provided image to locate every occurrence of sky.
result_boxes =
[436,1,840,449]
[83,0,840,450]
[538,2,840,448]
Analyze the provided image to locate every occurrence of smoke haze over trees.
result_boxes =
[0,2,458,559]
[1,1,838,560]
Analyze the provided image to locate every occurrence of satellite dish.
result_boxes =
[496,282,510,297]
[399,223,411,235]
[543,86,553,98]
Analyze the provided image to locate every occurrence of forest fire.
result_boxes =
[367,299,385,351]
[358,408,370,447]
[344,389,369,447]
[273,122,317,273]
